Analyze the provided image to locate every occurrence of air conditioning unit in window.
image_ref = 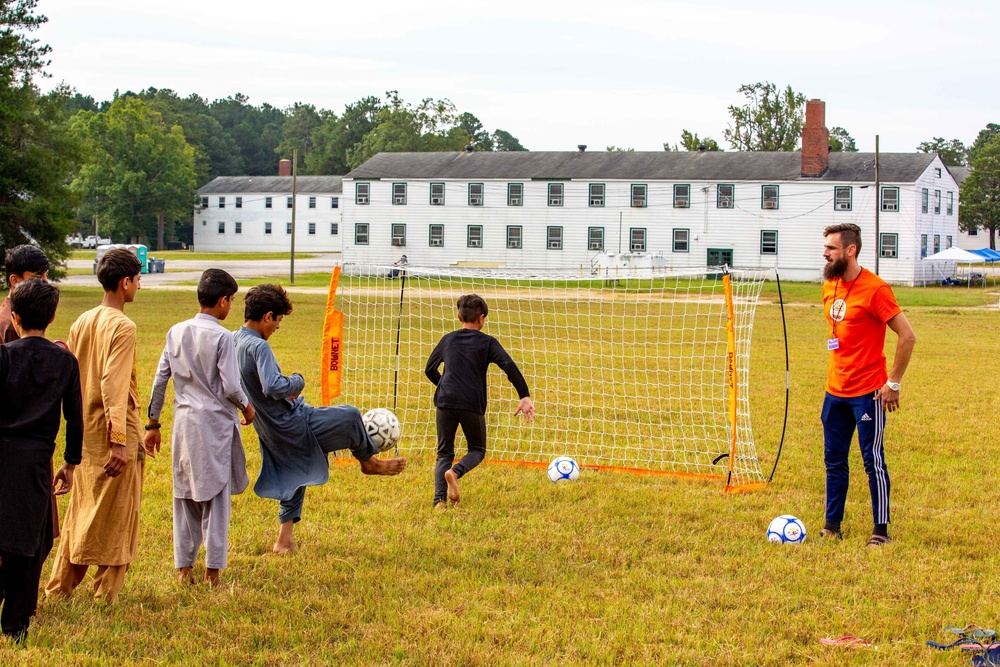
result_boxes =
[430,239,443,247]
[470,197,482,206]
[763,201,777,209]
[675,199,689,208]
[590,199,603,206]
[548,241,561,249]
[549,198,562,206]
[391,239,405,247]
[837,202,850,210]
[470,240,482,248]
[431,196,443,205]
[357,196,369,205]
[632,199,645,207]
[394,196,406,204]
[589,242,603,250]
[509,197,522,206]
[631,244,645,252]
[883,203,898,212]
[508,242,521,249]
[719,197,732,207]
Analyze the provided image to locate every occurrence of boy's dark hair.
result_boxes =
[10,278,59,332]
[96,249,142,291]
[198,269,239,307]
[824,223,863,253]
[457,294,488,323]
[4,244,50,285]
[244,284,293,321]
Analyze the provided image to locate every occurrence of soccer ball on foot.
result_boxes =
[767,515,806,544]
[547,456,580,482]
[362,408,401,453]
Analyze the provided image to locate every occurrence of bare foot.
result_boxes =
[273,538,298,555]
[178,567,195,585]
[359,456,406,476]
[205,568,222,588]
[434,501,449,511]
[444,469,460,504]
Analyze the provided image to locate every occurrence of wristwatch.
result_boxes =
[885,381,901,391]
[145,424,161,431]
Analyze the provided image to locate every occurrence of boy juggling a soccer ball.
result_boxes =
[425,294,534,508]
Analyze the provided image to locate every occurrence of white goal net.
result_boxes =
[328,264,770,491]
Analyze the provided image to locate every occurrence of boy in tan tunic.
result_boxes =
[45,249,145,604]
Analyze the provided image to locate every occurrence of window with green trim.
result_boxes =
[308,196,316,209]
[469,183,484,206]
[548,183,563,206]
[880,233,898,258]
[920,234,927,258]
[218,197,225,209]
[834,186,852,211]
[673,184,690,208]
[507,183,523,206]
[217,222,225,234]
[631,184,647,207]
[933,234,940,254]
[934,190,941,214]
[430,183,445,205]
[265,196,273,209]
[235,196,242,209]
[761,185,779,209]
[717,184,734,208]
[308,223,316,235]
[589,183,605,207]
[507,226,522,249]
[761,230,778,254]
[946,235,953,248]
[921,188,928,213]
[329,223,338,235]
[264,222,272,235]
[467,225,483,248]
[391,224,406,247]
[234,222,242,234]
[392,183,406,205]
[672,228,689,252]
[588,227,604,250]
[947,191,954,215]
[355,183,370,205]
[355,223,369,245]
[429,224,444,247]
[630,228,646,251]
[547,226,563,249]
[881,187,899,212]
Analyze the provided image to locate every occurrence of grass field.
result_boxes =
[2,283,999,665]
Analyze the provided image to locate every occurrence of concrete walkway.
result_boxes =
[60,254,341,288]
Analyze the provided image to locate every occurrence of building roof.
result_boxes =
[198,176,343,195]
[947,165,969,185]
[345,151,939,184]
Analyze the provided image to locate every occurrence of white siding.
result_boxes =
[343,169,959,285]
[193,192,342,252]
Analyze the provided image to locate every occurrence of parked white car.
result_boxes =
[82,235,111,248]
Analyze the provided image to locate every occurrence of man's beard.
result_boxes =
[823,256,849,280]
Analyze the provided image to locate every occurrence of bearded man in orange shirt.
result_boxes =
[820,223,916,547]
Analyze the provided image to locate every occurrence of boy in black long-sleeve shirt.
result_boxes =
[0,279,82,644]
[425,294,534,507]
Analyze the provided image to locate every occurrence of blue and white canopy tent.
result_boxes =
[923,246,994,287]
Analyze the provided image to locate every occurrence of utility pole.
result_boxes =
[290,148,297,284]
[874,135,880,275]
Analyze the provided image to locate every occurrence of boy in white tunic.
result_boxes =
[144,270,255,586]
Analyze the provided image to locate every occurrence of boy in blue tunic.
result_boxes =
[233,284,406,554]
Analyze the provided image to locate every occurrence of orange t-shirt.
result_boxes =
[822,268,901,397]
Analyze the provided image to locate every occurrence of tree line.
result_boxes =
[2,1,998,268]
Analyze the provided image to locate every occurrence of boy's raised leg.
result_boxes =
[444,469,460,504]
[359,457,406,475]
[273,520,297,555]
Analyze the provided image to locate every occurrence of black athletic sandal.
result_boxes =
[866,535,892,547]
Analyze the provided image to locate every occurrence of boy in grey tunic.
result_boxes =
[145,270,255,587]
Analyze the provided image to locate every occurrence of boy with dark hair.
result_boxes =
[234,284,406,554]
[425,293,535,508]
[1,245,50,344]
[1,279,82,644]
[145,269,256,587]
[46,248,146,604]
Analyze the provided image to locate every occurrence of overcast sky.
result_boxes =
[36,0,998,154]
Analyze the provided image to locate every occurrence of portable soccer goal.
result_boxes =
[322,263,779,492]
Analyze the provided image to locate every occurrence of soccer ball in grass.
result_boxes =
[767,515,806,544]
[547,456,580,482]
[362,408,401,453]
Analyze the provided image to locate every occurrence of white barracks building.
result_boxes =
[194,160,343,252]
[341,100,960,284]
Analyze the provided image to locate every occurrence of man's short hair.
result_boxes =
[198,269,239,307]
[4,245,49,286]
[10,278,59,332]
[96,249,142,291]
[244,284,293,321]
[824,223,863,253]
[457,294,488,323]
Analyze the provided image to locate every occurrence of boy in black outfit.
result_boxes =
[0,279,82,644]
[425,294,534,508]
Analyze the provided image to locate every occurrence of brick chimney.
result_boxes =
[278,159,292,176]
[801,99,829,177]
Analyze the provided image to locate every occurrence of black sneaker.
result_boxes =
[866,535,891,547]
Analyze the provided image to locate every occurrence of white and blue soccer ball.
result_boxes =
[547,456,580,482]
[362,408,401,453]
[767,515,806,544]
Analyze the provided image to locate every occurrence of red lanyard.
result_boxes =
[832,268,863,338]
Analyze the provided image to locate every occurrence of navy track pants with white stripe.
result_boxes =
[821,391,890,526]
